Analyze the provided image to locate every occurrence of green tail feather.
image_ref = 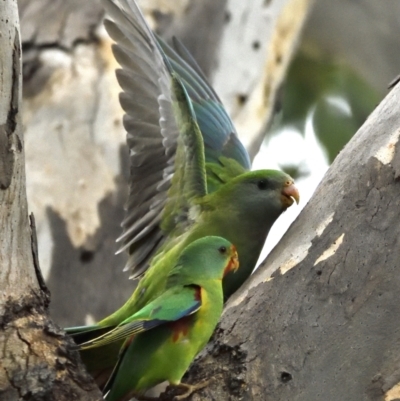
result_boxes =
[66,325,113,345]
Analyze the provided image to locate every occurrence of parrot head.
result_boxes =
[172,236,240,281]
[214,169,299,225]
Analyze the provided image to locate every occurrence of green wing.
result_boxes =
[78,285,201,350]
[103,0,207,278]
[160,75,207,236]
[103,0,253,280]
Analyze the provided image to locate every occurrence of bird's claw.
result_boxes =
[171,380,210,400]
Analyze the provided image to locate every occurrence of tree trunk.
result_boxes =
[0,1,102,400]
[182,83,400,400]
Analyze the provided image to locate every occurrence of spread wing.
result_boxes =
[103,0,251,278]
[103,0,207,277]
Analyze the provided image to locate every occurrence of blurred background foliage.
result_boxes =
[279,46,381,167]
[255,0,400,258]
[264,0,400,177]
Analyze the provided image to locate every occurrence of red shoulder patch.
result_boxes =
[168,286,201,342]
[193,285,201,302]
[169,316,193,342]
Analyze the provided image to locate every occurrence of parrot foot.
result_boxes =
[170,380,210,400]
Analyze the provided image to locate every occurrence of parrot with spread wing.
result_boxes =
[76,236,239,401]
[67,0,299,381]
[101,0,299,298]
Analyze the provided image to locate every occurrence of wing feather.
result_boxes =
[78,285,201,350]
[103,0,209,278]
[102,0,250,279]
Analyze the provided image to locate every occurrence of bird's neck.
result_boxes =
[193,201,271,268]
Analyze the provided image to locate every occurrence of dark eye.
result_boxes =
[218,246,227,254]
[257,179,268,190]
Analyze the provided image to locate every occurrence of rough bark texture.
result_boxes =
[211,0,313,159]
[18,0,308,327]
[182,82,400,400]
[0,2,102,400]
[20,0,132,327]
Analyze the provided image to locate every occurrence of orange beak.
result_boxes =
[281,181,300,208]
[223,245,239,277]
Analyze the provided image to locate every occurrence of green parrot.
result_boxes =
[76,236,239,401]
[100,0,299,298]
[67,0,299,381]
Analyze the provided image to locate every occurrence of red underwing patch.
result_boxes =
[194,285,201,301]
[169,316,193,342]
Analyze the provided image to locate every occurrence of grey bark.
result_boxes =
[181,83,400,400]
[0,1,102,400]
[20,0,132,327]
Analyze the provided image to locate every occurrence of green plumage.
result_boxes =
[66,0,300,386]
[77,236,239,401]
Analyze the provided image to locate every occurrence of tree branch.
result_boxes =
[0,2,102,399]
[185,83,400,399]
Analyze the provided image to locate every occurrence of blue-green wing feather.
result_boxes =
[194,100,250,168]
[78,285,201,350]
[158,37,251,171]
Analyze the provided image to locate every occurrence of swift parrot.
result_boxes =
[67,0,299,381]
[75,236,239,401]
[103,0,299,298]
